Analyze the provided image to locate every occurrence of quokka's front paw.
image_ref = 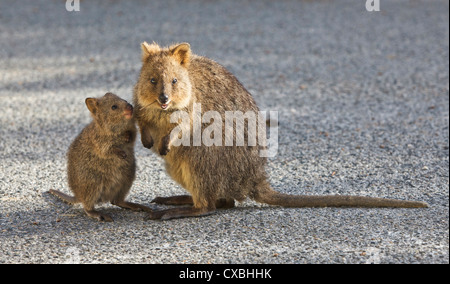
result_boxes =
[159,144,170,156]
[159,135,170,156]
[143,139,154,149]
[141,129,154,149]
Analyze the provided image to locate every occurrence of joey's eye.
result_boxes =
[111,105,118,110]
[172,78,177,84]
[150,78,157,84]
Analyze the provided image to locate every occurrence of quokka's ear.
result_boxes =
[169,43,191,67]
[85,98,98,115]
[141,41,160,62]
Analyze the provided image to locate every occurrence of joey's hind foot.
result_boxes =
[85,209,113,222]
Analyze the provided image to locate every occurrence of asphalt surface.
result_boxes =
[0,0,448,264]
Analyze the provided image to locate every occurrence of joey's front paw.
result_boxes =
[124,131,133,143]
[113,148,127,159]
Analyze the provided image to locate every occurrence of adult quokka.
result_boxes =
[133,42,428,220]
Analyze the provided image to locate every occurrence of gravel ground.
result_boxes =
[0,0,448,264]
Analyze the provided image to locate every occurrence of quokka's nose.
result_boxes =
[159,93,169,104]
[126,103,133,111]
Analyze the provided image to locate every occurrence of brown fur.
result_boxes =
[49,93,152,222]
[133,42,428,220]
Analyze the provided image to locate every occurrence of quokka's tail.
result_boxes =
[48,189,78,205]
[254,188,428,208]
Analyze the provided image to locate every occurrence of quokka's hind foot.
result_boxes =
[112,200,153,212]
[144,206,215,221]
[151,195,194,206]
[151,195,235,209]
[215,198,235,209]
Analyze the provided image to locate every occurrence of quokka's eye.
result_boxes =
[111,105,118,110]
[172,78,177,84]
[150,78,157,84]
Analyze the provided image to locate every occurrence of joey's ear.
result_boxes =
[141,41,160,62]
[169,43,191,67]
[85,98,98,114]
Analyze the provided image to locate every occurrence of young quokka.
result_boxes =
[49,93,152,222]
[133,42,428,220]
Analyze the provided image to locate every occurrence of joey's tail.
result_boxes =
[254,188,428,208]
[48,189,78,205]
